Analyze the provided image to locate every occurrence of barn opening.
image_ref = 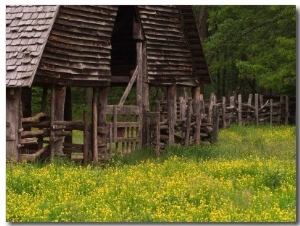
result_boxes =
[111,5,137,84]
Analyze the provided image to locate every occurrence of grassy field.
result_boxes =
[6,125,296,222]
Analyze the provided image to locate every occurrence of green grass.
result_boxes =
[6,125,296,222]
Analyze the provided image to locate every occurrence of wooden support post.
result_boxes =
[142,41,149,147]
[113,105,118,152]
[64,87,72,144]
[98,87,109,161]
[156,101,161,156]
[92,88,99,165]
[38,87,48,150]
[238,94,242,126]
[270,99,273,126]
[222,96,226,128]
[184,99,192,146]
[285,95,289,125]
[50,85,55,161]
[6,88,22,162]
[53,85,66,156]
[192,86,201,145]
[167,85,176,144]
[83,109,89,165]
[211,104,219,143]
[136,41,143,149]
[255,93,259,126]
[83,88,89,166]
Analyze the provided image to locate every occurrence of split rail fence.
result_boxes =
[146,93,294,153]
[17,92,294,161]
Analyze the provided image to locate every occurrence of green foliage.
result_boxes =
[201,6,296,96]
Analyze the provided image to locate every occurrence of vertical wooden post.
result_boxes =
[238,94,242,126]
[184,99,192,146]
[248,94,253,106]
[92,88,99,165]
[142,41,149,147]
[211,104,219,143]
[280,95,283,124]
[156,101,161,156]
[208,93,215,125]
[18,90,23,160]
[98,87,109,161]
[167,85,176,144]
[83,88,89,166]
[255,93,259,126]
[64,87,72,144]
[247,94,253,123]
[192,86,201,145]
[50,85,55,161]
[222,96,226,128]
[260,95,264,108]
[285,95,289,125]
[53,85,66,156]
[113,105,118,152]
[136,41,143,149]
[270,99,273,126]
[38,87,48,150]
[49,85,67,160]
[6,88,21,161]
[179,96,187,121]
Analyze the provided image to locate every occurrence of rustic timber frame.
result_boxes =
[6,5,211,163]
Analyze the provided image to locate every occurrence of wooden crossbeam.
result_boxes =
[118,65,139,106]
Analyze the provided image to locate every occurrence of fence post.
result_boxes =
[167,85,176,144]
[208,93,215,125]
[192,87,201,144]
[156,101,161,155]
[285,95,289,125]
[212,104,219,143]
[248,94,253,106]
[255,93,259,126]
[222,96,226,128]
[184,99,192,146]
[270,99,273,126]
[260,95,264,108]
[280,95,283,124]
[238,94,242,126]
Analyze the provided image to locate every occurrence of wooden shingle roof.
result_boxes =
[34,6,118,87]
[6,5,211,88]
[6,5,59,87]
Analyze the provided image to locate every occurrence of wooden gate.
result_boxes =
[106,105,140,155]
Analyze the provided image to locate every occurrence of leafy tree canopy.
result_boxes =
[198,5,296,96]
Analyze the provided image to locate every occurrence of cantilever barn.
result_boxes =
[6,5,211,164]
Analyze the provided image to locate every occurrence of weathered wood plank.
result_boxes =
[107,105,140,115]
[184,99,192,146]
[255,94,259,126]
[192,87,201,144]
[118,66,139,106]
[167,85,176,144]
[92,88,98,165]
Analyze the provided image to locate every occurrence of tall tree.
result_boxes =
[195,5,296,97]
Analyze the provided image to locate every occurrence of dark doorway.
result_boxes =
[111,6,137,82]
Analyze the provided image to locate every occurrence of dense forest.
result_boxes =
[31,6,296,119]
[193,5,296,98]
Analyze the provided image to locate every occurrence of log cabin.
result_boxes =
[6,5,211,163]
